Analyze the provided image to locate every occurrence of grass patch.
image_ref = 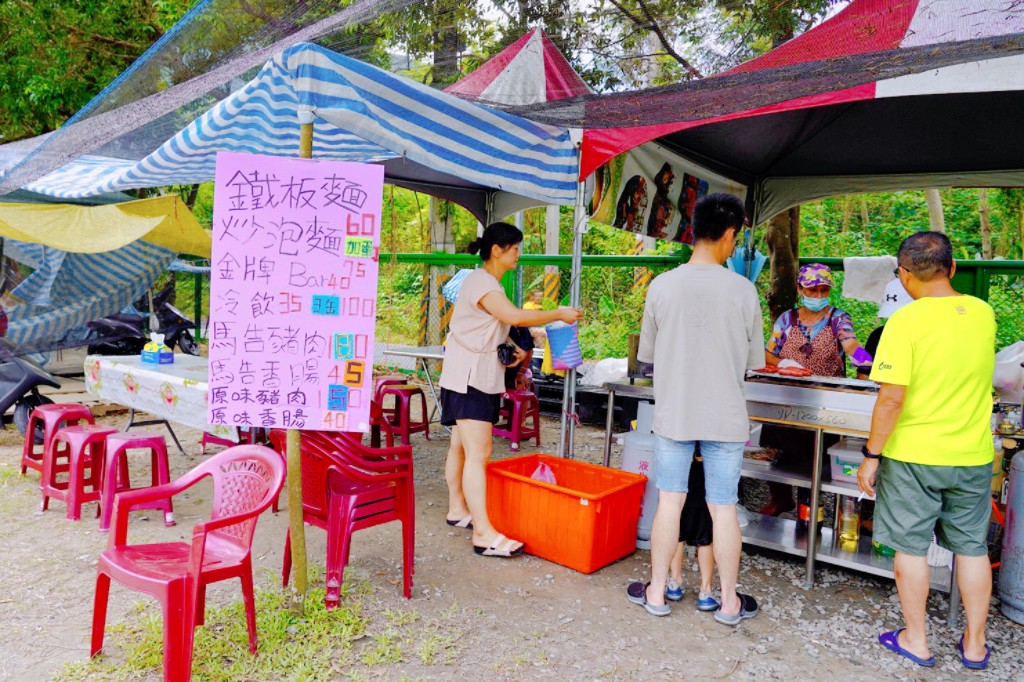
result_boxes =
[0,462,17,487]
[55,574,466,681]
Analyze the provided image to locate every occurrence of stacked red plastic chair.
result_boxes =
[368,400,395,448]
[90,445,285,682]
[269,429,415,607]
[21,403,94,475]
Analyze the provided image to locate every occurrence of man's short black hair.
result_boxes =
[898,231,953,281]
[693,193,745,242]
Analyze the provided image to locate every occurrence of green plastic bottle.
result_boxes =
[872,540,896,558]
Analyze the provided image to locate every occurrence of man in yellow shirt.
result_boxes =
[859,232,995,671]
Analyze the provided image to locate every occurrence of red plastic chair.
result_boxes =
[369,400,395,448]
[90,445,285,682]
[493,390,542,451]
[21,403,94,475]
[269,430,414,607]
[99,432,174,532]
[378,384,430,445]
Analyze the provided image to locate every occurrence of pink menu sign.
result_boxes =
[208,152,384,433]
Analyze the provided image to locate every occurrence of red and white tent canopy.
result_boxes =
[446,28,592,106]
[574,0,1024,223]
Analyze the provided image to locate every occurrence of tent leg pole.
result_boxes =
[560,141,587,459]
[286,111,315,613]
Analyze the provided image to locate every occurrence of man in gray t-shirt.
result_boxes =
[626,193,764,625]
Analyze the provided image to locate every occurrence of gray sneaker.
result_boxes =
[714,593,758,625]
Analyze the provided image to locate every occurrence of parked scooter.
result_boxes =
[0,306,60,443]
[3,353,60,443]
[87,285,199,356]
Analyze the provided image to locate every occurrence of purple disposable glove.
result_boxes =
[850,347,873,367]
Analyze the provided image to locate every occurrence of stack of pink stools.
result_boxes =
[374,375,430,446]
[22,404,175,530]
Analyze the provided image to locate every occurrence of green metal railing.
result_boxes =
[184,253,1024,354]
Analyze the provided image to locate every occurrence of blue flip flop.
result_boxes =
[878,629,934,668]
[958,636,991,670]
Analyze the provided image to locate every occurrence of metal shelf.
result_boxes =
[815,531,953,592]
[740,513,807,558]
[742,462,878,500]
[821,477,875,499]
[740,512,952,592]
[741,462,812,488]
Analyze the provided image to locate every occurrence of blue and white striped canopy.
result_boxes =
[20,43,578,207]
[4,240,175,355]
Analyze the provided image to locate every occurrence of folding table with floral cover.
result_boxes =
[84,354,238,449]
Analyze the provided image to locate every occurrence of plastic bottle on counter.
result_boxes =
[796,488,823,535]
[872,539,896,558]
[994,436,1007,497]
[838,497,861,551]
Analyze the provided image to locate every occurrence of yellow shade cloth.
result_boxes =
[0,195,210,257]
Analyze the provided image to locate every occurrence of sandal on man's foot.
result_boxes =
[473,534,523,558]
[714,593,758,625]
[958,636,991,670]
[446,514,473,530]
[878,629,934,667]
[626,581,671,617]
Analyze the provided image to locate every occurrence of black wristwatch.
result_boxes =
[861,444,882,460]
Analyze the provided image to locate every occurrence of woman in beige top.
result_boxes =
[440,222,582,557]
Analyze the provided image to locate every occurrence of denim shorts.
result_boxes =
[654,435,744,505]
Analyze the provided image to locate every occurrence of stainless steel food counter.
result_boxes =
[603,377,959,623]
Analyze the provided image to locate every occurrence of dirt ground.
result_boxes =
[0,399,1022,681]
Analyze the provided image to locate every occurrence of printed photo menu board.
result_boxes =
[208,152,384,433]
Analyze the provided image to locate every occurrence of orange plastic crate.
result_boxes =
[486,454,647,574]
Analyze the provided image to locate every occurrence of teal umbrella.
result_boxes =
[726,230,767,282]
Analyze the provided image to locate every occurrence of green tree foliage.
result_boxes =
[797,189,1024,261]
[0,0,200,141]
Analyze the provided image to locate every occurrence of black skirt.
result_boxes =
[440,386,501,426]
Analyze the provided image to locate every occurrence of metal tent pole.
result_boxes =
[558,132,587,459]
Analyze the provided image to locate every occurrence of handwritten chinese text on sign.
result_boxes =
[208,152,384,433]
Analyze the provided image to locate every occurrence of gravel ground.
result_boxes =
[0,398,1021,681]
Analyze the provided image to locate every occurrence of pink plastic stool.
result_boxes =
[378,384,430,446]
[99,432,174,532]
[41,424,117,520]
[21,403,94,476]
[374,375,409,422]
[493,390,541,451]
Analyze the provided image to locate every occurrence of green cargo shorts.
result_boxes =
[873,457,991,557]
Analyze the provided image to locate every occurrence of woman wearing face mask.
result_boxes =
[759,263,872,517]
[764,263,871,375]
